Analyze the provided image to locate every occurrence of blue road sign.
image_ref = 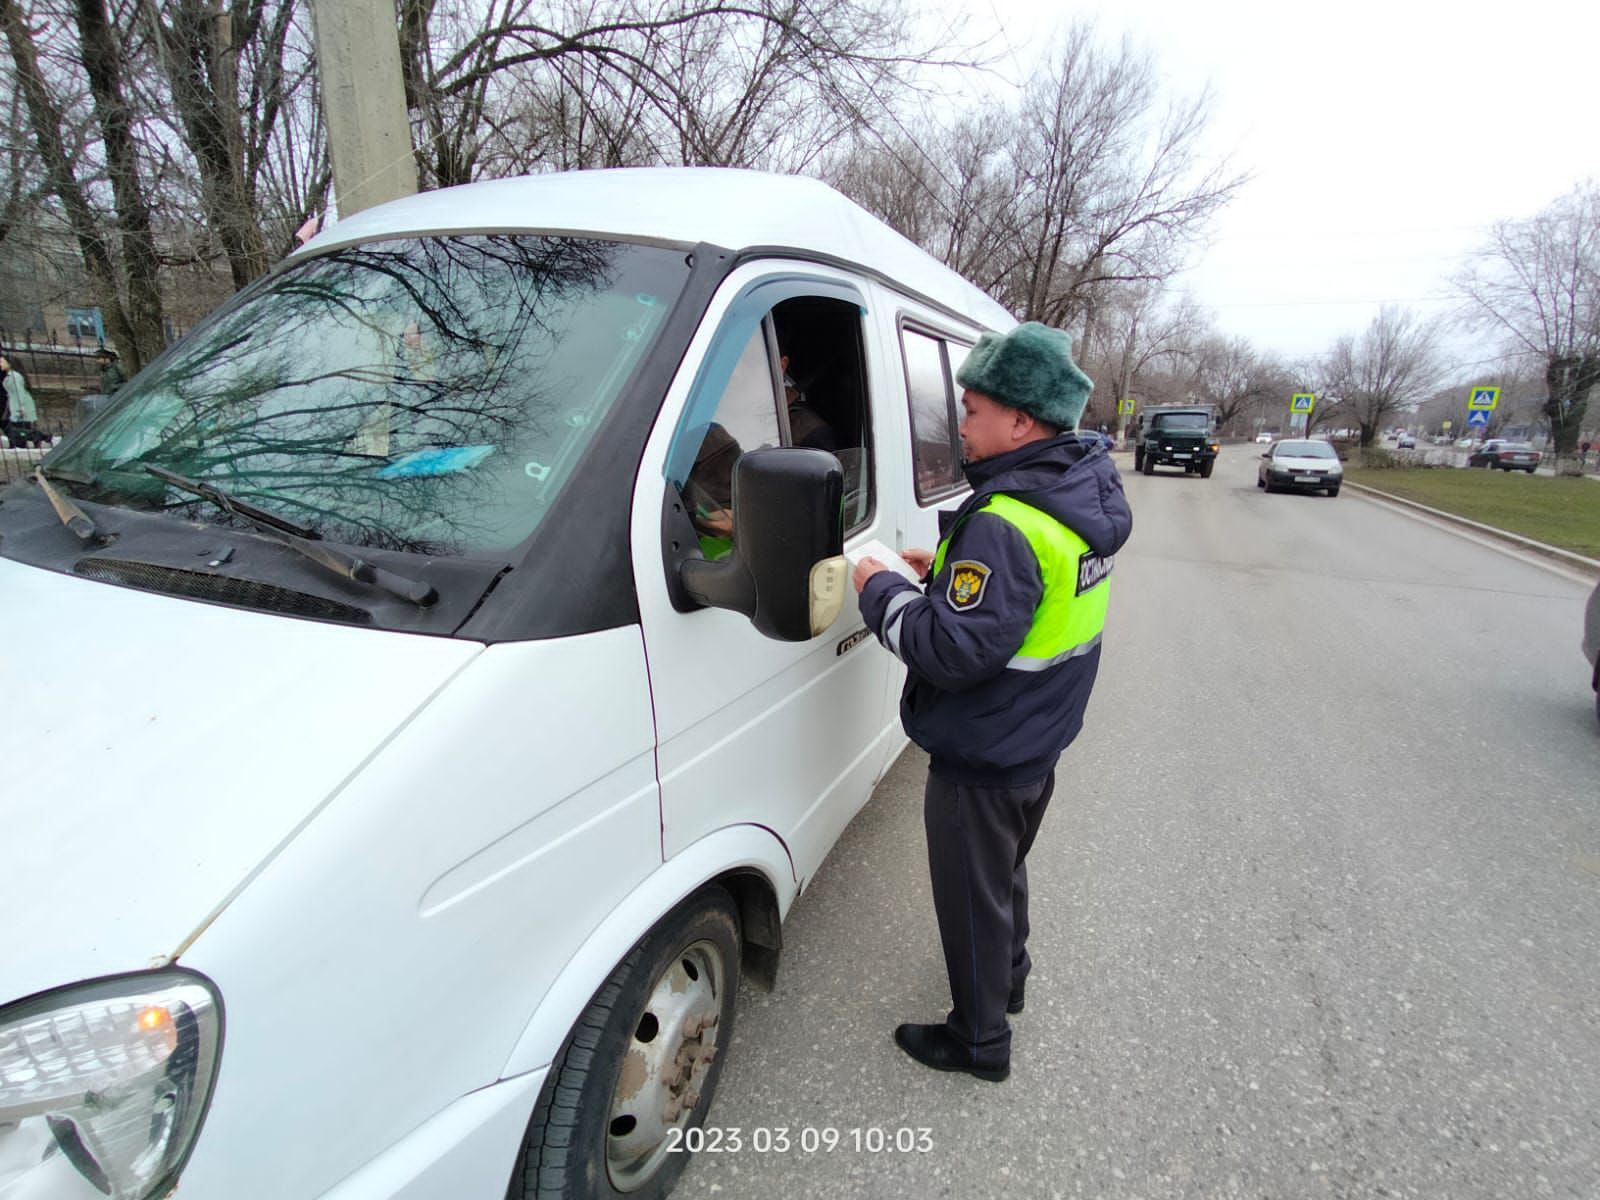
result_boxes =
[1467,386,1500,411]
[1466,409,1490,428]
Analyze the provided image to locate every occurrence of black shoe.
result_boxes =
[1006,987,1025,1015]
[893,1023,1009,1082]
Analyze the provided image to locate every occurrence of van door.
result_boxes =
[631,265,903,884]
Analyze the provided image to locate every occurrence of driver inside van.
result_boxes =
[781,354,838,452]
[679,337,847,559]
[684,421,741,557]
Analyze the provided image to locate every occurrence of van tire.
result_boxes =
[1141,454,1155,475]
[1199,459,1214,479]
[510,886,741,1200]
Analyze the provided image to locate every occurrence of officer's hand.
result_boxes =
[901,548,934,577]
[852,557,887,592]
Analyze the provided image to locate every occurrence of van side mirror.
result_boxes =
[667,447,847,641]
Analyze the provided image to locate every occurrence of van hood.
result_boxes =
[0,557,483,1007]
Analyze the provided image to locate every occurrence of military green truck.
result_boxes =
[1134,404,1220,477]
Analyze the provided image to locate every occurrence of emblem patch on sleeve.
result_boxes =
[946,560,992,610]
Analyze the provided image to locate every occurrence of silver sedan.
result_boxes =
[1257,439,1344,496]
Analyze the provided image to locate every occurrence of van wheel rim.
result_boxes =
[606,940,726,1190]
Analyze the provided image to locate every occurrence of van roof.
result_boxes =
[295,167,1014,330]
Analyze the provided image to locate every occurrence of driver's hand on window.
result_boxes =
[694,505,734,537]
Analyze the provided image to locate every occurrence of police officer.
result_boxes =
[853,321,1131,1082]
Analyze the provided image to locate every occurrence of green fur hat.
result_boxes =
[955,321,1092,430]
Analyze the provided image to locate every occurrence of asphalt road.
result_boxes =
[675,448,1600,1200]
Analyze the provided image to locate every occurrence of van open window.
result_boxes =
[678,294,873,554]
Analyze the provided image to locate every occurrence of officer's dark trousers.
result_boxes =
[923,769,1055,1067]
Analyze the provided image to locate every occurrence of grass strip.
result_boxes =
[1344,468,1600,558]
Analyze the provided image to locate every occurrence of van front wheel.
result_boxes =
[510,886,741,1200]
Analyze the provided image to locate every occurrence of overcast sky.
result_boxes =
[951,0,1600,372]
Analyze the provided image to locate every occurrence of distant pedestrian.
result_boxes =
[96,347,126,395]
[1,352,42,448]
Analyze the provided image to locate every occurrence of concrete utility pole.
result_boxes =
[309,0,417,218]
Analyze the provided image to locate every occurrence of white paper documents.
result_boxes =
[845,538,924,586]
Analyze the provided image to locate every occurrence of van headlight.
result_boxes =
[0,972,222,1199]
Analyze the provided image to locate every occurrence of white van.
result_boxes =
[0,168,1012,1200]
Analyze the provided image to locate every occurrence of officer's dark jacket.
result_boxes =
[860,434,1132,784]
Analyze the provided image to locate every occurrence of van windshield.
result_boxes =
[47,235,687,555]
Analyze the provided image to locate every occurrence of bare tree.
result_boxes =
[1091,285,1207,429]
[76,0,166,365]
[4,0,328,366]
[399,0,950,186]
[825,106,1018,294]
[1188,334,1291,434]
[1002,24,1243,332]
[1320,306,1446,447]
[0,80,46,249]
[827,19,1243,369]
[1,0,147,357]
[1455,182,1600,457]
[139,0,327,287]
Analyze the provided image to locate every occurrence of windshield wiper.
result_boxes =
[145,464,319,538]
[33,470,101,543]
[143,465,437,607]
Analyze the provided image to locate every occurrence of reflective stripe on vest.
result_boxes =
[933,494,1111,670]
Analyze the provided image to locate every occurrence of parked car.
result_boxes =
[1257,438,1343,496]
[1467,439,1541,472]
[1396,433,1417,449]
[0,168,1033,1200]
[1585,579,1600,725]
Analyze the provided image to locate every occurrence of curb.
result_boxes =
[1345,481,1600,579]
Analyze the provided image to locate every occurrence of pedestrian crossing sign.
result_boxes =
[1467,386,1500,411]
[1290,393,1315,413]
[1119,398,1135,415]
